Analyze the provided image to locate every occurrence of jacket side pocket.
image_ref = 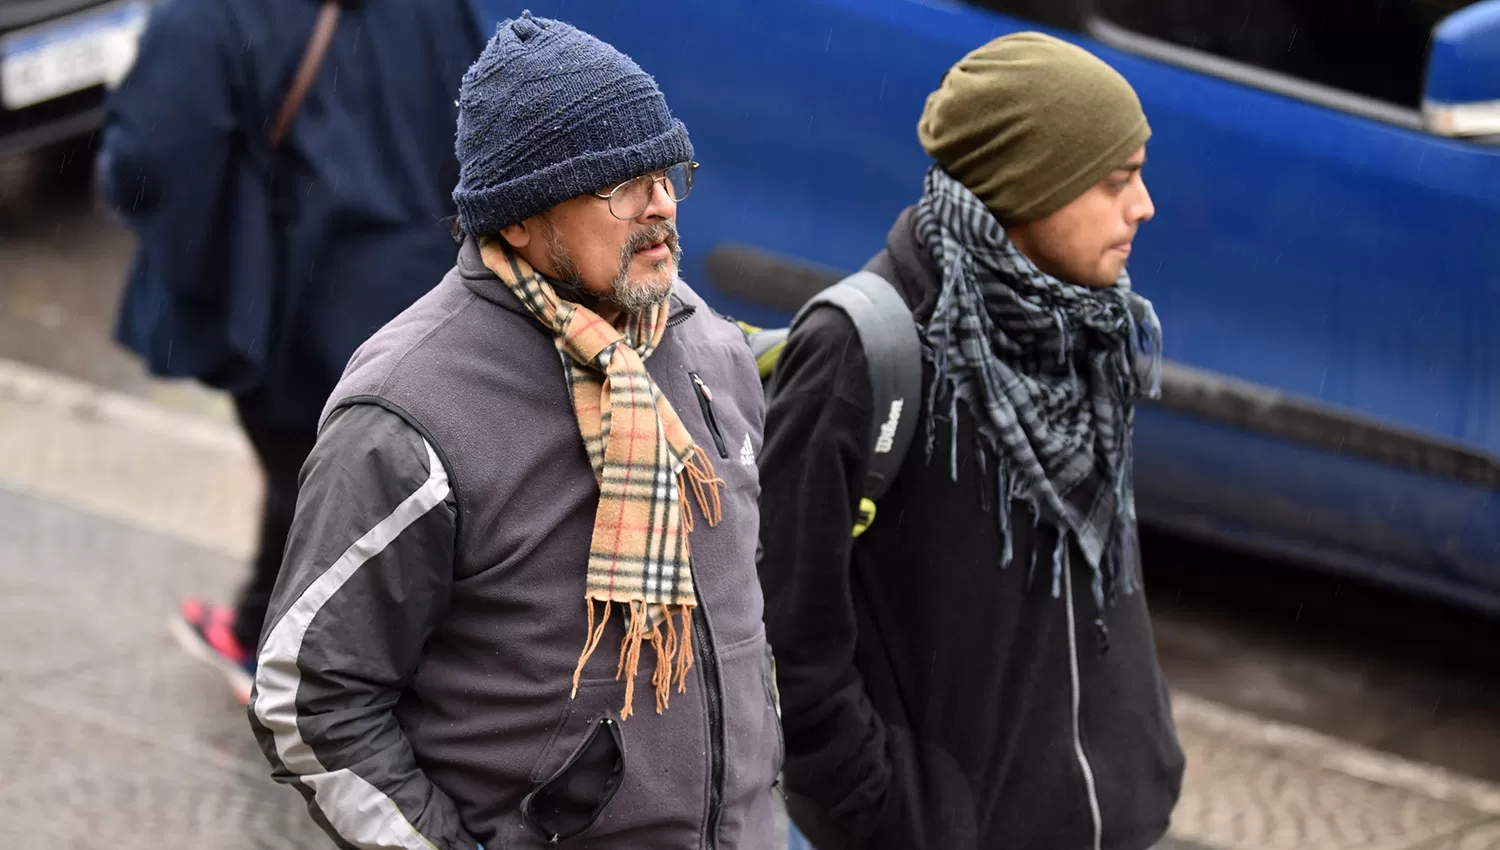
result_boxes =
[520,716,626,843]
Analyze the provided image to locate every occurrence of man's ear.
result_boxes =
[500,220,533,250]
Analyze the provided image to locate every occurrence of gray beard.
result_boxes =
[547,220,683,315]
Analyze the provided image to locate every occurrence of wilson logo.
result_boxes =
[874,399,904,454]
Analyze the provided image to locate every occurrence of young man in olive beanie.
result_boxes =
[761,32,1184,850]
[249,14,781,849]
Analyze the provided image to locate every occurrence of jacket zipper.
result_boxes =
[1063,549,1104,850]
[695,607,726,850]
[689,372,730,459]
[667,304,697,328]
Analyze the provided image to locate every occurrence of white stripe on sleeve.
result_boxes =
[252,439,450,850]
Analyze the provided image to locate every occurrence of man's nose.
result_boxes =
[639,178,676,221]
[1130,181,1155,225]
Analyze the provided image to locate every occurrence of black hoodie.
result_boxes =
[757,208,1185,850]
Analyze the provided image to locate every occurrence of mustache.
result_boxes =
[622,221,679,259]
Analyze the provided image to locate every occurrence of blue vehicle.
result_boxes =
[473,0,1500,614]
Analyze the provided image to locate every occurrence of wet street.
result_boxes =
[2,148,1498,849]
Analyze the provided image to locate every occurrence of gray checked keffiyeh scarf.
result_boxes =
[914,166,1163,631]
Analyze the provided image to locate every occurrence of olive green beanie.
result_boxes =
[917,32,1151,226]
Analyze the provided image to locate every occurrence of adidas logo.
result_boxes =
[739,433,756,467]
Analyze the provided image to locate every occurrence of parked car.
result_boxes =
[475,0,1500,614]
[0,0,150,158]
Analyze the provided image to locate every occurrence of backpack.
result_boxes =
[737,271,923,537]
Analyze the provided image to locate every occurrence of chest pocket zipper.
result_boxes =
[689,371,730,459]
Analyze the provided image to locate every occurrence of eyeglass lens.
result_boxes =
[609,163,695,219]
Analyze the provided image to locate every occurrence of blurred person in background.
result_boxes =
[760,33,1184,850]
[95,0,483,703]
[246,14,780,849]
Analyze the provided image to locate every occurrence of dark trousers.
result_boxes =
[231,399,318,654]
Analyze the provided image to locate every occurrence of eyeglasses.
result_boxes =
[592,161,698,220]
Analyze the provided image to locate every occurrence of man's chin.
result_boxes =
[611,273,678,313]
[1078,261,1125,289]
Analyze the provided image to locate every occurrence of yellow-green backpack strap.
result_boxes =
[742,323,789,383]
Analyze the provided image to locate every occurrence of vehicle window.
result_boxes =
[1092,0,1481,109]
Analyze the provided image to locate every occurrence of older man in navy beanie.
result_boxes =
[249,12,781,850]
[452,11,699,317]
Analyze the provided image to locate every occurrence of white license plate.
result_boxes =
[1,2,149,111]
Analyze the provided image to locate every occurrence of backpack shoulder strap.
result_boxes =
[791,271,922,532]
[739,322,789,383]
[268,0,343,148]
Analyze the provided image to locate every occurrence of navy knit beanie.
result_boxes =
[453,12,694,235]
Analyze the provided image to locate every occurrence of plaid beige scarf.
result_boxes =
[480,240,724,719]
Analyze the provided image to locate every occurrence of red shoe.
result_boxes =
[169,599,255,704]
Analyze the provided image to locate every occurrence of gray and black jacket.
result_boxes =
[247,238,782,850]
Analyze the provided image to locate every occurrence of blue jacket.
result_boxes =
[100,0,483,429]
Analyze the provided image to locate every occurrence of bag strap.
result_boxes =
[790,271,922,535]
[268,0,342,148]
[742,323,789,382]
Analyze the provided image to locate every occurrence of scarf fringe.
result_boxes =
[618,602,646,717]
[679,445,725,531]
[571,598,698,720]
[651,612,674,714]
[677,605,695,692]
[571,598,612,699]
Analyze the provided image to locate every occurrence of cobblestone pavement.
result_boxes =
[2,358,1500,850]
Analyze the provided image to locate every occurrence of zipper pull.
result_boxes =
[691,372,713,401]
[689,371,730,459]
